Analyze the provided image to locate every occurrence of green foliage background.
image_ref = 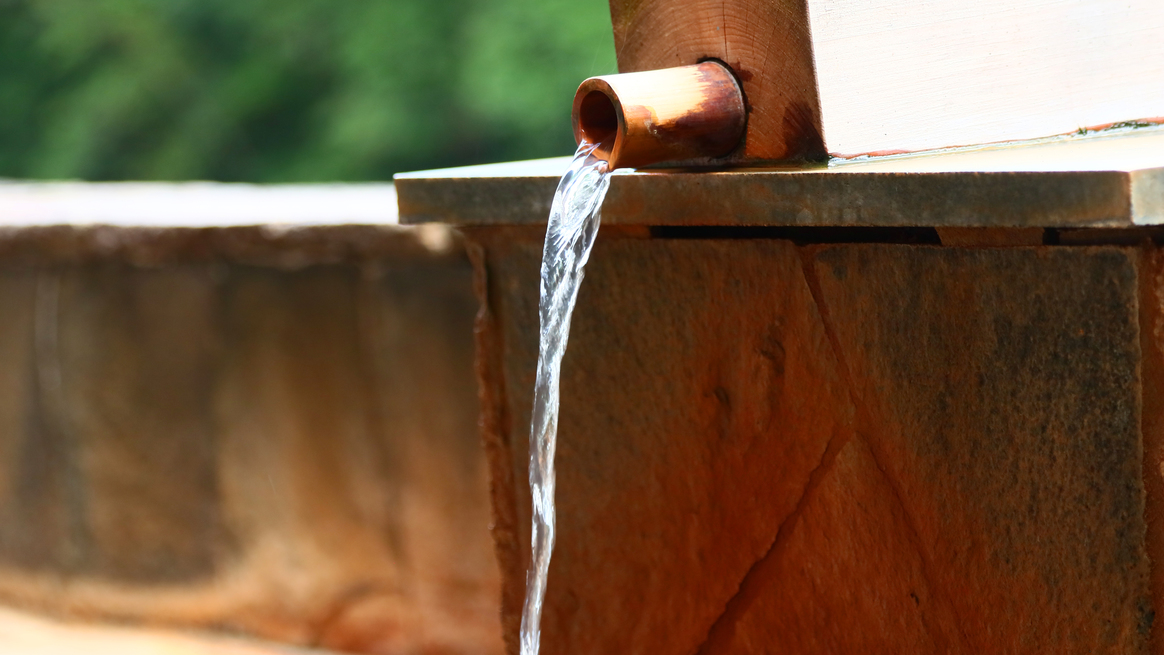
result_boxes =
[0,0,617,181]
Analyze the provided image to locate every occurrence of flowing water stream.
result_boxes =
[519,142,612,655]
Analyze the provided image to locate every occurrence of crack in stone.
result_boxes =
[797,246,972,653]
[693,424,849,655]
[858,432,971,652]
[689,247,858,654]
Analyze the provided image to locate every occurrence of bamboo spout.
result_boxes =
[571,61,747,169]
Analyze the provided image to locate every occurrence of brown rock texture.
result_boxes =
[469,230,1157,654]
[472,231,857,653]
[0,228,502,654]
[1140,247,1164,655]
[801,245,1149,653]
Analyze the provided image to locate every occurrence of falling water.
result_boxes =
[520,141,612,655]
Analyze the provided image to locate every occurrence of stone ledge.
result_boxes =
[0,223,460,268]
[0,182,463,266]
[395,126,1164,228]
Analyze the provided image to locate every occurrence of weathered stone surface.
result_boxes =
[0,224,451,269]
[470,230,857,654]
[59,265,225,582]
[702,436,958,653]
[471,233,1156,654]
[0,234,501,654]
[806,245,1149,653]
[698,244,1150,653]
[1139,247,1164,655]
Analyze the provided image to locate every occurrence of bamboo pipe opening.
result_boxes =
[576,91,619,154]
[572,61,746,169]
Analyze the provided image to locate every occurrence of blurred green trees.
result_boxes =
[0,0,616,181]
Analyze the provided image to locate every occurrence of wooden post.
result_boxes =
[606,0,1164,162]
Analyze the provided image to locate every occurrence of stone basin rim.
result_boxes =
[395,127,1164,229]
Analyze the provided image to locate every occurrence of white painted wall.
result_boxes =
[807,0,1164,156]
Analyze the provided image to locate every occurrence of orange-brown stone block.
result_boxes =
[0,229,502,654]
[469,231,1156,654]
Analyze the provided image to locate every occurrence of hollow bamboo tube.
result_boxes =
[571,61,747,169]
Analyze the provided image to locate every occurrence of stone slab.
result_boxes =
[396,127,1164,228]
[472,232,856,654]
[469,230,1157,653]
[0,232,500,654]
[702,244,1151,653]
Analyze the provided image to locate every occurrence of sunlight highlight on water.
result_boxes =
[519,142,612,655]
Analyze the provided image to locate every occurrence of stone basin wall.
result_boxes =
[466,225,1164,655]
[0,186,502,655]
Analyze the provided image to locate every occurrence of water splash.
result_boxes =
[520,142,612,655]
